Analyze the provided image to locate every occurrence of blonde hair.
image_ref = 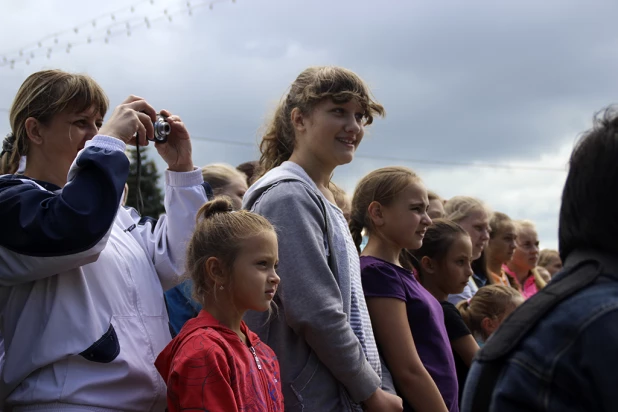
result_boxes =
[444,196,490,223]
[427,190,442,202]
[456,285,523,340]
[201,163,248,192]
[259,66,385,174]
[538,249,560,268]
[185,197,275,308]
[1,69,108,175]
[489,212,513,239]
[513,220,547,290]
[350,166,420,254]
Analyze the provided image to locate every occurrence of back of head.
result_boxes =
[538,249,559,267]
[444,195,489,223]
[1,69,108,175]
[412,218,469,269]
[201,163,247,191]
[559,106,618,260]
[259,66,385,175]
[456,285,523,339]
[186,197,275,306]
[236,160,260,186]
[349,166,419,253]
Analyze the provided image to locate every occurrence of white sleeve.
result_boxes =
[130,167,210,291]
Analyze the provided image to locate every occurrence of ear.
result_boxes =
[481,316,497,337]
[367,201,385,227]
[290,107,307,133]
[204,256,227,286]
[420,255,436,275]
[24,117,45,146]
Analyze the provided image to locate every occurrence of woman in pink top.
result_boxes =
[503,220,547,298]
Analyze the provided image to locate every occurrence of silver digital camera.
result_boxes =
[151,114,171,143]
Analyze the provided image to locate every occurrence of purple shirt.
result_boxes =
[360,256,459,412]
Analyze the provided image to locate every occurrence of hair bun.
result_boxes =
[198,197,234,220]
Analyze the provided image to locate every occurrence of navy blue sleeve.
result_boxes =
[0,141,129,257]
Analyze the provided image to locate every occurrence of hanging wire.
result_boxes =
[0,0,233,68]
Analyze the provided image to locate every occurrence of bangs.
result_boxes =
[296,66,385,125]
[50,74,109,119]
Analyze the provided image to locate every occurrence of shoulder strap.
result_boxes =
[468,252,610,411]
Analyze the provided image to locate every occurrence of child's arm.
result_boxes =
[451,335,479,367]
[443,301,479,367]
[367,297,449,412]
[165,341,239,412]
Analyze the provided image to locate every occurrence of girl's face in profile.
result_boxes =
[458,209,491,260]
[231,230,280,313]
[378,180,432,250]
[216,175,248,211]
[512,227,540,271]
[435,233,473,295]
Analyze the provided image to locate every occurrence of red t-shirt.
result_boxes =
[155,310,284,412]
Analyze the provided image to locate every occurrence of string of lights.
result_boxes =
[0,0,234,69]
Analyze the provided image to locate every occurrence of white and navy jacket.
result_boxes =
[0,135,210,411]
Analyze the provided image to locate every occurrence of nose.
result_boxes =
[465,262,473,278]
[270,270,280,286]
[344,114,362,134]
[480,228,490,242]
[421,211,432,227]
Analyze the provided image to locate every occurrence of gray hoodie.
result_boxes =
[243,161,381,411]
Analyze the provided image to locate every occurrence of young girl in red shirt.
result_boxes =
[155,197,283,412]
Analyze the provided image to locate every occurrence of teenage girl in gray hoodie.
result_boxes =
[243,66,402,412]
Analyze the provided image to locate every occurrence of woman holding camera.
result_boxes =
[0,69,209,411]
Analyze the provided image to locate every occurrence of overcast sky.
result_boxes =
[3,0,618,249]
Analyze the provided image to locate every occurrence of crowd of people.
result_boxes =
[0,65,616,412]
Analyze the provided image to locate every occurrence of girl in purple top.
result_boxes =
[350,167,459,412]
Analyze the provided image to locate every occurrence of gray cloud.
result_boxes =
[2,0,616,248]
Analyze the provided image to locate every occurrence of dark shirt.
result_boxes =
[441,301,472,403]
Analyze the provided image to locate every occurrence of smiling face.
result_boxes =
[292,98,365,170]
[230,230,280,313]
[457,209,491,260]
[379,180,432,250]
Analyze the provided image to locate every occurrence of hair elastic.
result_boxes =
[1,133,15,157]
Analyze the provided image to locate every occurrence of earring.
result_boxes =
[219,285,224,290]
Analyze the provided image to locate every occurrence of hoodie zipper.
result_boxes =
[250,345,275,410]
[249,346,263,370]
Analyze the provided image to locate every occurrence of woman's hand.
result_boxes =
[155,109,193,172]
[99,95,156,146]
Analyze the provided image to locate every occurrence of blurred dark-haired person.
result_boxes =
[462,106,618,412]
